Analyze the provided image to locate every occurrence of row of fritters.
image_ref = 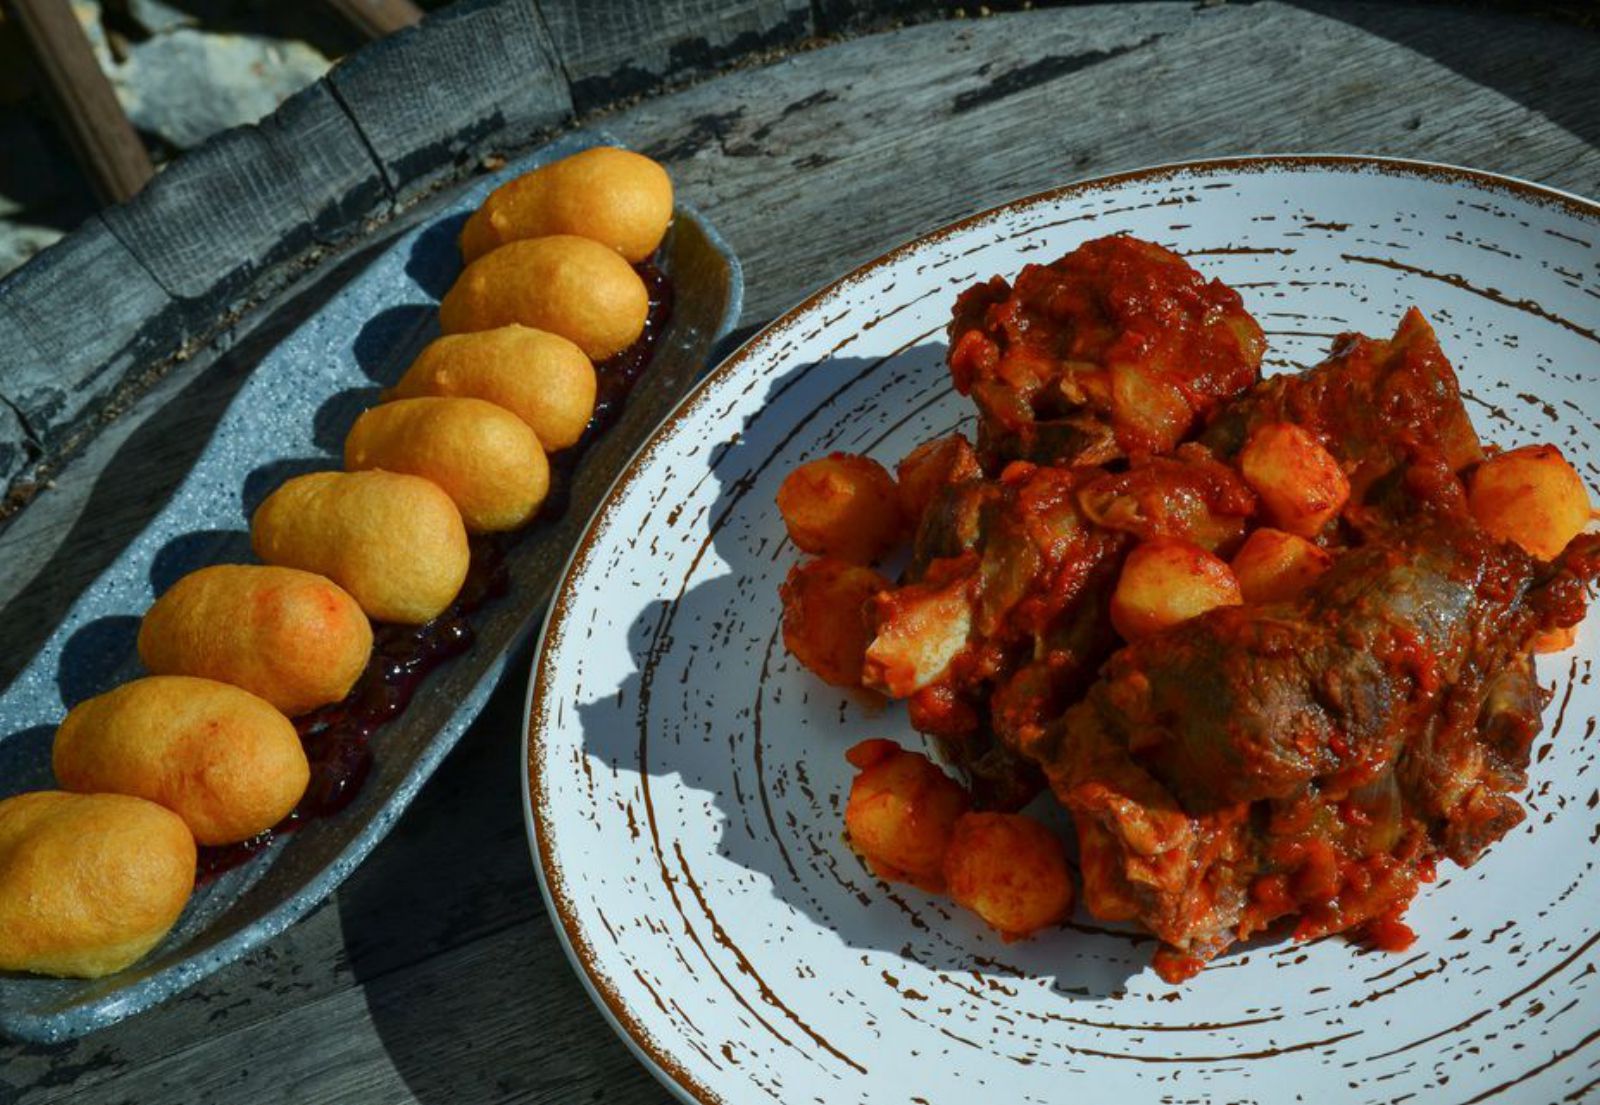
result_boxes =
[0,148,675,980]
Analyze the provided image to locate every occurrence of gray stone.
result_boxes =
[112,29,331,151]
[125,0,196,35]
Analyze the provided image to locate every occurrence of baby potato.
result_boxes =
[844,739,970,892]
[1110,537,1242,642]
[1533,624,1578,654]
[387,325,596,451]
[0,791,195,978]
[252,470,469,625]
[943,811,1074,940]
[780,557,889,687]
[55,676,309,846]
[896,434,981,525]
[345,397,549,534]
[139,564,372,716]
[438,235,648,361]
[1468,444,1592,560]
[1230,527,1334,604]
[777,453,906,565]
[1238,421,1350,538]
[460,147,673,264]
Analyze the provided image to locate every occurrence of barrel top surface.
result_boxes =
[1,2,1597,1102]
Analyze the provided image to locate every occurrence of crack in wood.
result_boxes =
[320,77,401,207]
[951,33,1167,114]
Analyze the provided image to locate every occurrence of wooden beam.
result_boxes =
[322,0,425,41]
[4,0,154,205]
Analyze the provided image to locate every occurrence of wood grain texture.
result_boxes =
[536,0,812,112]
[0,396,29,486]
[327,0,573,200]
[0,3,1596,1103]
[610,1,1600,323]
[101,124,314,302]
[0,213,184,448]
[0,308,43,480]
[256,81,393,246]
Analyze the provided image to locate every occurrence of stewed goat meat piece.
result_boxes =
[1023,522,1596,981]
[947,235,1266,469]
[1017,309,1596,980]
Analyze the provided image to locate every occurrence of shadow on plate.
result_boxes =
[404,213,469,302]
[336,636,674,1105]
[149,528,255,595]
[240,457,338,521]
[57,616,142,709]
[352,304,438,388]
[570,348,1149,1013]
[0,727,56,799]
[313,387,384,456]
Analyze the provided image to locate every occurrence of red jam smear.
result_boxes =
[195,260,675,884]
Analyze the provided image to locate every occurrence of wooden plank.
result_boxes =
[327,0,573,200]
[101,124,313,303]
[1,4,1598,1102]
[608,1,1600,324]
[535,0,812,113]
[0,306,44,482]
[322,0,425,40]
[11,915,672,1105]
[0,80,387,489]
[0,398,30,487]
[0,213,184,449]
[1293,0,1600,157]
[811,0,941,34]
[258,80,392,245]
[4,0,154,204]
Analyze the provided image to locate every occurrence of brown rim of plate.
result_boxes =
[521,153,1600,1105]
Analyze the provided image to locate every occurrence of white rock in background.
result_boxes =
[2,2,332,278]
[113,30,330,150]
[125,0,197,36]
[65,0,330,151]
[0,222,64,276]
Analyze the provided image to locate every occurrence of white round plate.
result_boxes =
[524,157,1600,1105]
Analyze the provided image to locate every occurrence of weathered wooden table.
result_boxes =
[1,2,1597,1101]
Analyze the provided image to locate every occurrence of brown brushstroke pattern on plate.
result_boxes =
[526,157,1600,1105]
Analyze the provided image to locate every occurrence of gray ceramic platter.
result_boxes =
[0,129,743,1044]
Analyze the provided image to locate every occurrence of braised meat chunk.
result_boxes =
[774,233,1597,975]
[1202,307,1482,515]
[947,235,1266,469]
[1017,309,1598,980]
[1026,522,1593,980]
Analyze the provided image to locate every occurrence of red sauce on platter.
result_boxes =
[195,261,674,883]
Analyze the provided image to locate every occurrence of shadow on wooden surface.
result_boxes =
[1286,1,1600,155]
[335,635,675,1104]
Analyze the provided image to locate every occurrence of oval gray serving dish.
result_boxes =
[0,129,743,1044]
